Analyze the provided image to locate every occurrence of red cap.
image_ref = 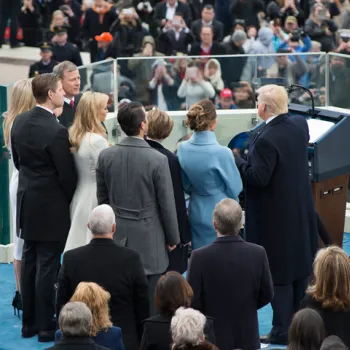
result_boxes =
[95,32,113,42]
[220,88,233,99]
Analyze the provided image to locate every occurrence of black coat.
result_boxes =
[187,235,274,350]
[28,60,59,78]
[57,238,150,350]
[191,19,224,43]
[301,294,350,348]
[140,313,216,350]
[235,114,318,285]
[11,106,77,242]
[146,139,191,273]
[58,94,82,129]
[158,29,194,56]
[52,42,83,67]
[153,2,192,27]
[189,42,226,56]
[45,337,109,350]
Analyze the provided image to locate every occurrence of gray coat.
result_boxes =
[96,137,180,275]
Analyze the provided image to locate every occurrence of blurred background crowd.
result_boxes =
[2,0,350,110]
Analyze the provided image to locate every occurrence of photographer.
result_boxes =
[109,7,148,57]
[305,3,337,52]
[277,28,311,53]
[335,30,350,57]
[134,1,158,38]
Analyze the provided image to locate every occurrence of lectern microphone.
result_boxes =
[286,84,316,118]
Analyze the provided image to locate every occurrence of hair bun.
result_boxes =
[186,105,206,130]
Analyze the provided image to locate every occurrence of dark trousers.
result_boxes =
[21,240,64,331]
[147,274,161,316]
[271,276,309,341]
[0,0,21,46]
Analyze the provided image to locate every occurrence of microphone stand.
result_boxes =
[287,84,316,118]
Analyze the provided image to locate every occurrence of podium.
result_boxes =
[288,105,350,247]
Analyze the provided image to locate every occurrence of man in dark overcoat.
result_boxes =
[235,84,318,345]
[11,73,77,342]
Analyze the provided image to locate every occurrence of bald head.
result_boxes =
[213,199,242,236]
[257,84,288,119]
[88,204,116,237]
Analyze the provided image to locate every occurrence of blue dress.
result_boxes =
[177,131,242,249]
[55,326,124,350]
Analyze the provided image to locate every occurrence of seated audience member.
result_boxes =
[217,88,237,109]
[204,59,224,94]
[187,198,273,350]
[288,308,325,350]
[321,336,349,350]
[145,109,191,274]
[191,5,224,42]
[171,308,218,350]
[232,82,255,109]
[46,302,109,350]
[29,42,59,78]
[95,32,114,61]
[56,282,124,350]
[141,272,215,350]
[57,205,149,350]
[301,246,350,348]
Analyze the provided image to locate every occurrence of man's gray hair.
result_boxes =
[171,307,206,347]
[213,198,242,236]
[88,204,116,235]
[53,61,78,79]
[59,302,92,337]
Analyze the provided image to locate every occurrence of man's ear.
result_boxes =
[112,223,116,232]
[213,220,217,231]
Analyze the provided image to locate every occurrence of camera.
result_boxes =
[291,29,301,42]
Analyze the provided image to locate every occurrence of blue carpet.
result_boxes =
[1,234,349,350]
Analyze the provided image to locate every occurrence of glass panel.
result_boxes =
[327,53,350,109]
[78,59,116,113]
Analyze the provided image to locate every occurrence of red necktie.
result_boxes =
[70,100,75,108]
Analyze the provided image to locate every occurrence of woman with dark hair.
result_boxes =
[140,271,215,350]
[301,246,350,347]
[288,308,325,350]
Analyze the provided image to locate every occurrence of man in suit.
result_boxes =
[187,198,273,350]
[47,302,110,350]
[189,25,226,56]
[11,73,77,342]
[153,0,192,28]
[53,61,81,129]
[29,42,59,78]
[191,5,224,42]
[57,205,149,350]
[0,0,22,48]
[235,84,318,345]
[96,102,180,315]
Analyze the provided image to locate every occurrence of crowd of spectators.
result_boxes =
[3,0,350,109]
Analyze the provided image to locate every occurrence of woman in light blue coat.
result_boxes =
[177,100,243,250]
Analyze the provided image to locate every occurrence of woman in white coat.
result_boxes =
[2,79,35,314]
[64,91,109,251]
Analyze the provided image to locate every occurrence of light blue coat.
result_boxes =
[177,131,243,250]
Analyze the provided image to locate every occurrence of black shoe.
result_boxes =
[38,330,56,342]
[22,325,37,338]
[12,291,22,318]
[260,333,288,345]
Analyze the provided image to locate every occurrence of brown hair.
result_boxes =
[307,246,350,311]
[147,109,174,140]
[155,271,193,316]
[32,73,60,104]
[186,100,216,131]
[70,282,113,336]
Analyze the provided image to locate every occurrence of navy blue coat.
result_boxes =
[235,114,318,285]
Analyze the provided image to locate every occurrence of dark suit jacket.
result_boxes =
[189,42,227,56]
[235,114,318,285]
[58,93,82,129]
[45,337,109,350]
[57,238,150,350]
[146,139,191,273]
[141,313,216,350]
[191,19,224,42]
[11,106,77,242]
[153,2,192,27]
[158,29,194,56]
[301,294,350,348]
[187,236,274,350]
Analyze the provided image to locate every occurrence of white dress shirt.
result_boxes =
[64,97,74,105]
[265,115,277,124]
[36,104,53,114]
[165,1,177,20]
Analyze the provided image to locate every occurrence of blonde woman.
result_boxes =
[64,92,109,252]
[55,282,124,350]
[301,246,350,348]
[2,79,35,315]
